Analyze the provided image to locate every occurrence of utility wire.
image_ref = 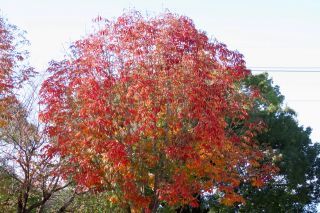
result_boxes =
[247,67,320,103]
[287,100,320,102]
[248,67,320,73]
[249,67,320,69]
[251,70,320,73]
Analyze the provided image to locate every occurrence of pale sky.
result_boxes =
[1,0,320,142]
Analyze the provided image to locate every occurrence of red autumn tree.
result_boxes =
[40,12,276,212]
[0,16,34,124]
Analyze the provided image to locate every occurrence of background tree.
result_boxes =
[206,73,320,212]
[40,12,276,212]
[240,73,320,212]
[0,161,20,211]
[45,190,122,213]
[0,90,76,213]
[0,15,34,125]
[0,15,74,213]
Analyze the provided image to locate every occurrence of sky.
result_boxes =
[1,0,320,142]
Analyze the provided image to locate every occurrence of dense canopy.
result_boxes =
[40,12,276,211]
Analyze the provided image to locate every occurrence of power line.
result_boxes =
[248,67,320,103]
[249,67,320,69]
[287,100,320,102]
[251,70,320,73]
[248,67,320,73]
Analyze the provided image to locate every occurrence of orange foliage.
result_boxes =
[40,11,276,210]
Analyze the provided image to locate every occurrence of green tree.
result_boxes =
[243,73,319,212]
[206,73,320,212]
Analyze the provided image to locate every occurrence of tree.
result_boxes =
[0,93,77,213]
[239,73,320,212]
[40,12,276,212]
[0,16,34,125]
[0,16,74,213]
[206,73,320,212]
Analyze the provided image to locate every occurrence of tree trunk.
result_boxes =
[126,204,132,213]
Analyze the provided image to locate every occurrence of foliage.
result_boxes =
[206,73,320,212]
[0,99,71,213]
[242,74,320,212]
[0,166,19,212]
[0,16,35,126]
[40,12,276,212]
[68,191,123,213]
[0,16,72,213]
